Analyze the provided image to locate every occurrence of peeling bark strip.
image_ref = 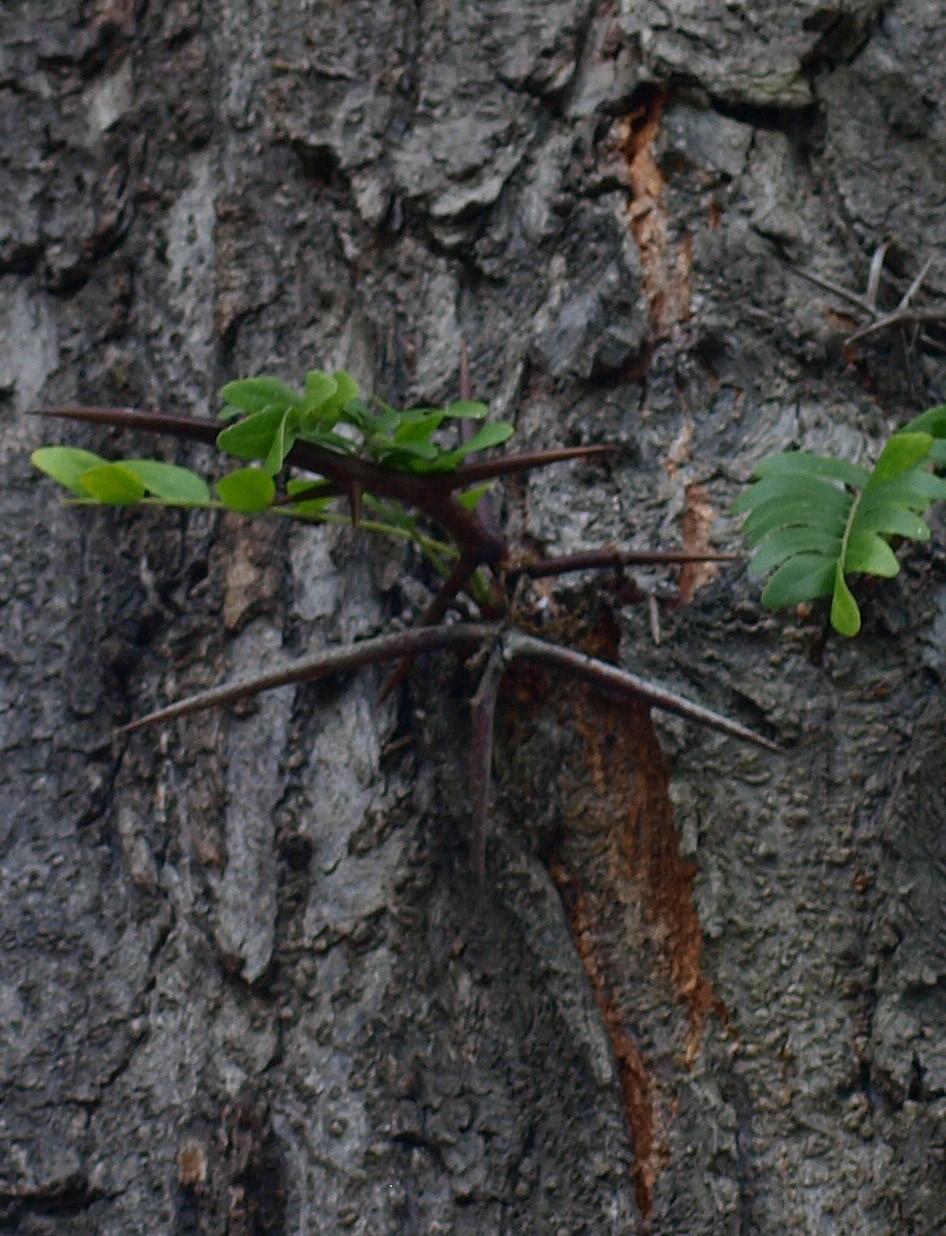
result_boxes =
[618,89,691,334]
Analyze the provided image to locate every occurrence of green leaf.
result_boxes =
[393,413,445,445]
[337,398,373,432]
[457,421,515,452]
[216,468,275,513]
[220,377,303,414]
[31,446,106,494]
[753,451,871,488]
[742,495,851,545]
[870,432,933,482]
[428,421,515,470]
[844,530,900,577]
[761,555,836,608]
[302,370,339,415]
[830,564,861,637]
[855,504,931,541]
[122,460,211,503]
[901,405,946,438]
[362,494,417,531]
[748,526,842,578]
[326,370,360,414]
[736,422,946,632]
[78,463,147,505]
[283,476,334,516]
[217,407,287,462]
[380,442,440,466]
[864,469,946,511]
[455,482,495,511]
[304,427,357,454]
[733,474,851,517]
[263,409,297,476]
[286,477,331,497]
[443,400,489,420]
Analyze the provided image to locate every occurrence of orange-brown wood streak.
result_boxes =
[570,688,722,1068]
[618,92,691,335]
[517,612,726,1223]
[677,481,721,602]
[550,860,669,1225]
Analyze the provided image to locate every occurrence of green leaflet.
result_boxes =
[761,554,836,609]
[220,377,303,415]
[79,463,147,505]
[217,406,288,462]
[216,468,275,513]
[444,400,489,420]
[736,413,946,636]
[31,446,106,494]
[122,460,211,503]
[263,409,297,475]
[456,482,495,511]
[752,450,870,488]
[830,565,861,637]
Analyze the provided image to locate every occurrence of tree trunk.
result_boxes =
[3,1,945,1232]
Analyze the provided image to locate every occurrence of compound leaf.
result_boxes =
[736,413,946,636]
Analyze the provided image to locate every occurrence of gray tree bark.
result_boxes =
[2,1,945,1232]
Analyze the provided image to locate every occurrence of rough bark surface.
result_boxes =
[2,1,945,1233]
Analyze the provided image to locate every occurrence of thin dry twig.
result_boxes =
[791,250,946,356]
[845,305,946,344]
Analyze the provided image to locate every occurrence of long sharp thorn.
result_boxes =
[447,444,616,487]
[509,548,739,580]
[504,630,781,752]
[898,256,933,311]
[36,405,221,446]
[866,240,889,310]
[117,624,496,735]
